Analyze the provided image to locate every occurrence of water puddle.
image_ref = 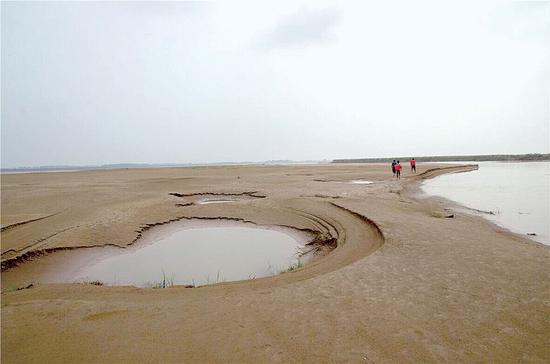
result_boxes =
[350,180,373,184]
[197,200,233,205]
[170,192,266,206]
[71,221,311,287]
[314,179,374,184]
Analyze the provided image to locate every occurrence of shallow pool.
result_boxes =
[73,222,309,287]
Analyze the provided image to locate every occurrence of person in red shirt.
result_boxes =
[410,158,416,173]
[395,161,402,179]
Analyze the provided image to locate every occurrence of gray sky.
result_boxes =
[1,1,549,167]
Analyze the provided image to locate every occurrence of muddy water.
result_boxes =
[422,161,550,245]
[72,222,310,287]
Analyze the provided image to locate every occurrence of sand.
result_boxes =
[1,163,549,363]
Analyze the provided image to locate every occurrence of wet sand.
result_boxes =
[1,163,549,363]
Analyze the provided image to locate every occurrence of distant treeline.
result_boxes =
[332,153,550,163]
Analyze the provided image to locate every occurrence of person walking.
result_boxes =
[395,160,402,179]
[391,160,396,175]
[410,158,416,173]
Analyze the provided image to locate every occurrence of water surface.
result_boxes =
[422,161,549,245]
[197,200,234,204]
[74,223,308,287]
[350,180,374,184]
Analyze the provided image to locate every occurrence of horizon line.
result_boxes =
[2,152,549,171]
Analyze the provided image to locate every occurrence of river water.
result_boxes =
[421,161,550,245]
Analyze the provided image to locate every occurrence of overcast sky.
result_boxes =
[1,1,549,167]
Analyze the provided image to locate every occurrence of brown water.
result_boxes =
[71,221,310,287]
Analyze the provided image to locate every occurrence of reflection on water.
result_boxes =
[74,224,307,287]
[422,162,550,245]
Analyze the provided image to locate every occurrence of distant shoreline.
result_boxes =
[0,160,324,174]
[2,153,549,173]
[332,153,550,163]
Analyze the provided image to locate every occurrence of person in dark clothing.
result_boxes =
[391,160,396,175]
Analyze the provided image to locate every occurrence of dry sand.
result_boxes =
[1,163,549,363]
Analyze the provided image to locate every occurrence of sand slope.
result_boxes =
[2,164,549,363]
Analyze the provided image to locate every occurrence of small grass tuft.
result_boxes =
[152,270,174,288]
[286,259,304,272]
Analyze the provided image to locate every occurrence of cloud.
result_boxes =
[256,7,340,50]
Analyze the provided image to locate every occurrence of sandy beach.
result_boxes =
[1,163,549,363]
